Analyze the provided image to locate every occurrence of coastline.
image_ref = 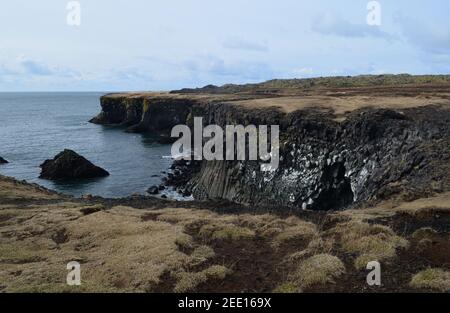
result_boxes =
[90,79,450,211]
[1,75,450,292]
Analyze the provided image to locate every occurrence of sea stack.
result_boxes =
[40,149,109,180]
[0,156,8,164]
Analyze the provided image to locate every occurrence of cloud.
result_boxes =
[20,59,53,76]
[183,55,273,82]
[394,14,450,56]
[222,37,269,52]
[311,11,395,40]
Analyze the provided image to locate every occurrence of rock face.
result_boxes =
[91,87,450,211]
[40,150,109,180]
[184,104,450,210]
[0,157,8,164]
[89,94,195,137]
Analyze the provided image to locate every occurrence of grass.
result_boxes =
[0,243,46,264]
[410,268,450,292]
[271,223,318,248]
[175,233,194,251]
[2,175,449,293]
[173,265,231,293]
[329,221,409,269]
[198,223,256,241]
[283,254,346,291]
[411,227,438,240]
[273,282,299,293]
[173,74,450,94]
[188,245,215,267]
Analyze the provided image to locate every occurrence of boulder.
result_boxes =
[147,186,159,195]
[40,149,109,180]
[0,156,8,164]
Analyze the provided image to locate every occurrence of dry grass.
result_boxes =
[175,233,195,250]
[284,236,335,263]
[411,227,439,240]
[2,173,448,293]
[199,223,255,241]
[173,265,231,293]
[188,245,216,267]
[0,201,229,292]
[273,282,299,293]
[283,254,345,291]
[271,223,318,248]
[338,192,450,222]
[232,95,449,117]
[329,221,408,269]
[410,269,450,292]
[0,175,60,201]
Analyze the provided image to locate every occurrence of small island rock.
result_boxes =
[40,149,109,180]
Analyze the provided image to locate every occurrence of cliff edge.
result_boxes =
[90,75,450,211]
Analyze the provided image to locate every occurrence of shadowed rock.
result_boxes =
[40,149,109,180]
[0,156,8,164]
[147,186,159,195]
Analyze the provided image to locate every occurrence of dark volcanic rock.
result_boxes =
[147,186,159,195]
[157,135,178,144]
[185,104,450,211]
[90,91,450,211]
[0,156,8,164]
[39,150,109,180]
[89,95,195,136]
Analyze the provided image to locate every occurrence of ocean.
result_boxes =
[0,92,174,198]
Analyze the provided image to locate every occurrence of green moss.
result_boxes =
[143,99,150,113]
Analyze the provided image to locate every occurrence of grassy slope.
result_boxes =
[173,74,450,94]
[1,175,449,293]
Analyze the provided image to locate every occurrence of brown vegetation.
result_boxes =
[1,171,449,293]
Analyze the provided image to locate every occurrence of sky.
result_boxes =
[0,0,450,91]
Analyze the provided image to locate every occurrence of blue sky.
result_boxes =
[0,0,449,91]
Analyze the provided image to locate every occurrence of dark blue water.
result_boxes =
[0,92,174,198]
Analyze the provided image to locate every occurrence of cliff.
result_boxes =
[90,77,450,211]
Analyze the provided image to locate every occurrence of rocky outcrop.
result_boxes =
[175,104,450,211]
[40,149,109,180]
[0,156,8,164]
[91,90,450,211]
[89,94,196,136]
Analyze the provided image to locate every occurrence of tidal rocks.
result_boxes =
[147,186,159,195]
[0,156,8,164]
[39,150,109,180]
